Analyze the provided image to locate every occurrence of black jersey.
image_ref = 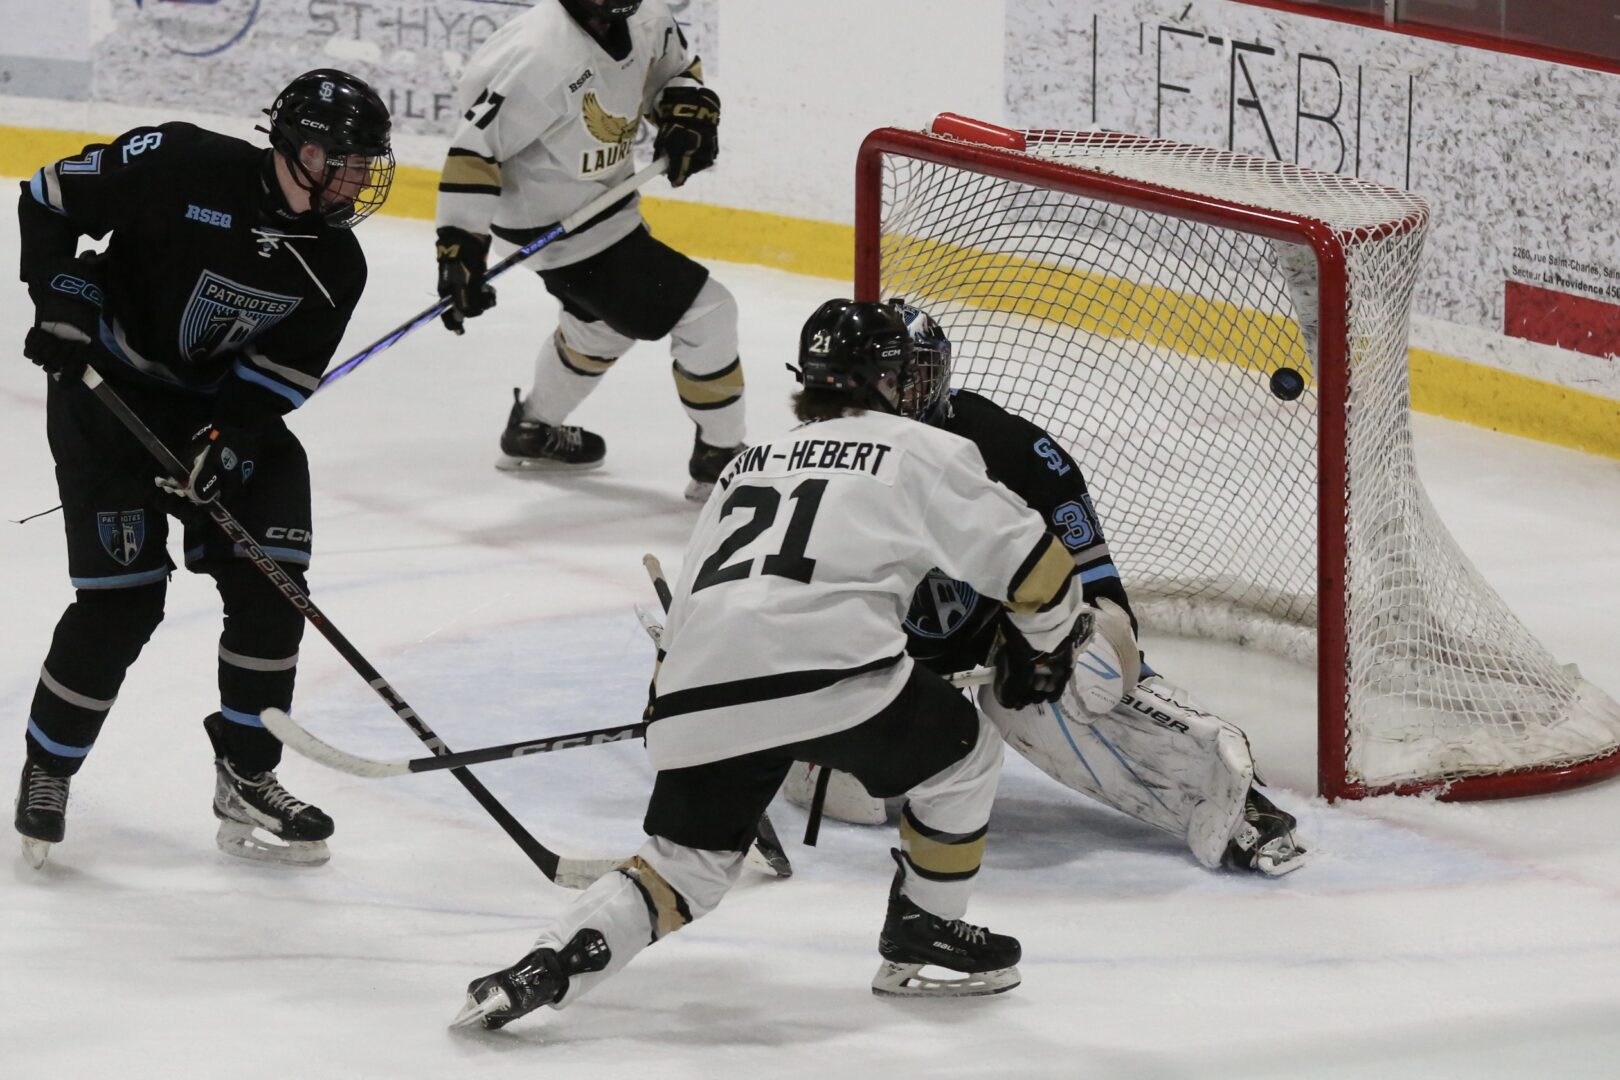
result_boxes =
[904,389,1134,675]
[18,122,367,430]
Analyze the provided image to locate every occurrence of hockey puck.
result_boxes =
[1269,367,1305,401]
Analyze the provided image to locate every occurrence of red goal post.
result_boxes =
[855,114,1620,800]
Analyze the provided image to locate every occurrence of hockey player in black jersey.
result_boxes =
[786,302,1310,877]
[13,69,393,869]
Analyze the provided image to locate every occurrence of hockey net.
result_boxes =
[857,115,1620,799]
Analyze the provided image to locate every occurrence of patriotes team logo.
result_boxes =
[96,510,146,567]
[179,270,301,362]
[580,91,636,177]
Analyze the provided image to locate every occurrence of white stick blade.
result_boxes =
[260,708,409,779]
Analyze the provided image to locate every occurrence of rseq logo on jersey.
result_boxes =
[96,510,146,567]
[178,271,301,361]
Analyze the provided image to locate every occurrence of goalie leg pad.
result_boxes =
[782,761,891,826]
[1065,597,1143,715]
[984,674,1256,869]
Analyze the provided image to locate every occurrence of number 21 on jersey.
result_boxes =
[691,480,828,593]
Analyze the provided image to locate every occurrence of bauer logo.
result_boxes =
[178,270,301,361]
[96,510,146,567]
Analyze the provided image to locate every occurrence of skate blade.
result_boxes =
[743,839,792,878]
[495,455,604,474]
[871,961,1021,998]
[20,836,52,869]
[450,984,513,1030]
[216,820,330,867]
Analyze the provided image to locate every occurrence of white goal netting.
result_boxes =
[866,124,1620,797]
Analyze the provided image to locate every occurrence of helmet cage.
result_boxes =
[895,302,953,421]
[264,70,395,228]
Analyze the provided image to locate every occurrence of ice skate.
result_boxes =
[452,929,610,1031]
[872,850,1021,998]
[1224,788,1309,876]
[685,431,745,502]
[208,714,333,866]
[15,761,70,869]
[495,389,605,472]
[744,810,793,878]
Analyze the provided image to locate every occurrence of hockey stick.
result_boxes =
[84,368,570,881]
[317,157,668,391]
[261,665,996,779]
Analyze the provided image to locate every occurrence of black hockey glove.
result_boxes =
[653,85,721,188]
[155,424,258,506]
[992,610,1093,712]
[435,226,498,334]
[24,261,105,383]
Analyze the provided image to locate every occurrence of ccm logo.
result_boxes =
[265,527,312,542]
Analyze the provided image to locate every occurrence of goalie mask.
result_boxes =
[264,69,394,228]
[796,299,914,414]
[894,300,953,422]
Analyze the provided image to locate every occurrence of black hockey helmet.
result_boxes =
[562,0,643,22]
[893,299,953,422]
[264,69,394,227]
[796,299,914,414]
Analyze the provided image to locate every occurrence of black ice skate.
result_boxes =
[1224,788,1309,876]
[744,809,793,879]
[873,850,1021,998]
[685,432,745,502]
[495,389,605,472]
[15,760,71,870]
[207,714,333,867]
[451,929,611,1031]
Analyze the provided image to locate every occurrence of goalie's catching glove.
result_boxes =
[653,85,720,188]
[435,226,497,334]
[155,423,258,506]
[993,609,1094,711]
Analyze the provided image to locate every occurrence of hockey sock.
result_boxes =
[212,561,308,773]
[525,320,628,425]
[669,277,744,446]
[26,583,166,775]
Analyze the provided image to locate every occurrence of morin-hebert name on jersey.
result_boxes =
[719,439,895,490]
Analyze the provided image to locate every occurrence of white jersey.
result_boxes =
[646,412,1089,770]
[435,0,702,268]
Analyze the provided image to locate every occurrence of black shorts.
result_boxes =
[46,373,313,589]
[536,225,709,341]
[643,663,980,853]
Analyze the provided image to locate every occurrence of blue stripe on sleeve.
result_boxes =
[1080,564,1121,584]
[231,360,308,408]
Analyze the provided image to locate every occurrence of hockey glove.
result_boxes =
[653,85,721,188]
[436,226,498,334]
[24,262,105,382]
[155,424,258,506]
[992,609,1094,712]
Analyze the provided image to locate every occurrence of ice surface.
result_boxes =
[3,215,1620,1079]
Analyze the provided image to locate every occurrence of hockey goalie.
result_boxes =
[786,302,1310,877]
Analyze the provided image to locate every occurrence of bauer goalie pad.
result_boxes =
[982,675,1255,869]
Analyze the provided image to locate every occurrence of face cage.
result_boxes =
[900,345,951,420]
[294,146,395,228]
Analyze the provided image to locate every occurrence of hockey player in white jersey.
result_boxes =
[434,0,744,498]
[452,298,1130,1029]
[785,303,1310,877]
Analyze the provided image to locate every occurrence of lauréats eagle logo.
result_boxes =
[579,91,636,177]
[131,0,262,58]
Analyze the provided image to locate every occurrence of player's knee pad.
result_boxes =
[555,309,633,367]
[213,561,307,658]
[904,712,1003,837]
[669,276,739,372]
[66,582,167,662]
[621,835,743,938]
